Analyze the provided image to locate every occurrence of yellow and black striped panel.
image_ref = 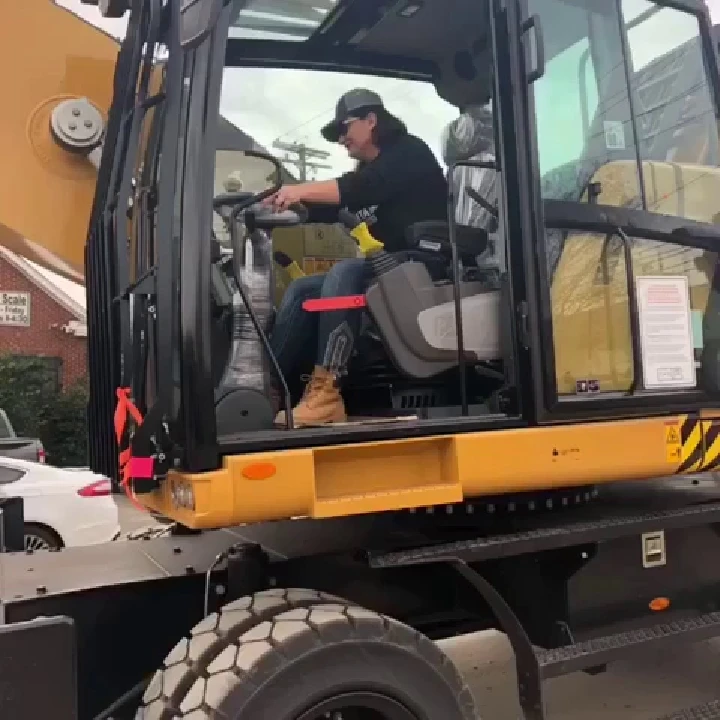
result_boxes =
[675,414,720,474]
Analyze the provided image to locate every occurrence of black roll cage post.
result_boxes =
[175,0,237,473]
[120,0,186,485]
[446,159,506,417]
[87,0,165,484]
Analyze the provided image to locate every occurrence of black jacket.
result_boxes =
[311,133,448,254]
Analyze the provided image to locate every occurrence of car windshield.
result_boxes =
[529,0,720,223]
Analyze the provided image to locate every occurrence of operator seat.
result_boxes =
[364,105,503,379]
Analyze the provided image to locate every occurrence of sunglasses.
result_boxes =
[338,116,362,138]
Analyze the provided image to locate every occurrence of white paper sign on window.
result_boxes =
[636,276,696,390]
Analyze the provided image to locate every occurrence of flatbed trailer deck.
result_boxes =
[4,478,720,719]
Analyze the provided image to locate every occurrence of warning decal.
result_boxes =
[671,415,720,474]
[665,422,682,464]
[636,276,696,390]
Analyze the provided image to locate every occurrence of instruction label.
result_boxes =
[636,276,696,390]
[665,421,682,464]
[604,120,626,149]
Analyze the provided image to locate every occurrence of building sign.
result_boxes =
[0,292,31,327]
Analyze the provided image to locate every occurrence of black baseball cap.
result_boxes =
[321,88,384,142]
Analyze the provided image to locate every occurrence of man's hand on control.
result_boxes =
[264,179,341,210]
[265,184,305,212]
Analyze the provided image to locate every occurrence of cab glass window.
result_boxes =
[229,0,339,42]
[551,229,712,396]
[528,0,720,401]
[211,56,512,429]
[216,67,458,287]
[529,0,720,221]
[533,34,599,178]
[529,0,639,210]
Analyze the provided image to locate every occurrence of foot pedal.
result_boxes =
[537,613,720,679]
[654,700,720,719]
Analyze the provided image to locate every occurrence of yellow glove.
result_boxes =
[351,222,384,256]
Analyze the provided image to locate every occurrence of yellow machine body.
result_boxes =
[0,0,120,281]
[144,158,720,529]
[2,3,720,532]
[143,410,720,529]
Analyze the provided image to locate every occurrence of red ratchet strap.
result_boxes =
[114,388,152,512]
[302,295,367,312]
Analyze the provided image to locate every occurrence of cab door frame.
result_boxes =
[488,0,547,426]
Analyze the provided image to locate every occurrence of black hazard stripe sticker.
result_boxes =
[701,421,720,471]
[676,415,720,474]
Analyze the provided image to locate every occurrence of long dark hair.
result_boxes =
[350,106,407,171]
[356,104,407,150]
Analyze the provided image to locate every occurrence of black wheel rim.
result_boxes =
[295,691,421,720]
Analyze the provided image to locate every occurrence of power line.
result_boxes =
[272,139,333,180]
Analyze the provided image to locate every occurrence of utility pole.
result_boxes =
[272,139,332,181]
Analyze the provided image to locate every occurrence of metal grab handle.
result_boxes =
[522,14,546,84]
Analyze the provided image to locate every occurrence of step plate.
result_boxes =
[370,501,720,568]
[654,700,720,720]
[538,613,720,678]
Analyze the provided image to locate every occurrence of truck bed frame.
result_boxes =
[3,478,720,719]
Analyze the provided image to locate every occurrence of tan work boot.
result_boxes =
[274,366,347,427]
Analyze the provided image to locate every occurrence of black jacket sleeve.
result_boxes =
[336,138,429,208]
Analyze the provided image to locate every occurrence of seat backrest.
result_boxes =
[404,221,488,264]
[441,104,502,278]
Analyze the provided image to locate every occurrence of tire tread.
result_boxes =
[135,588,350,720]
[182,602,476,719]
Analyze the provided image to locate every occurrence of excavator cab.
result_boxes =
[80,0,720,527]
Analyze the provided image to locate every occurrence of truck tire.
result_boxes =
[142,602,477,720]
[137,588,353,720]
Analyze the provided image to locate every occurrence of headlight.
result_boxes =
[170,480,195,510]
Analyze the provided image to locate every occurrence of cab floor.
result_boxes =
[217,412,519,454]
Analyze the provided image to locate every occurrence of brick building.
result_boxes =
[0,247,86,390]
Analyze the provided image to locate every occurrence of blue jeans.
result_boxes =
[269,252,448,382]
[270,258,371,380]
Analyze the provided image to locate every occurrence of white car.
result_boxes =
[0,457,120,550]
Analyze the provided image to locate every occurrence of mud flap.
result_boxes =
[0,496,25,552]
[0,616,77,719]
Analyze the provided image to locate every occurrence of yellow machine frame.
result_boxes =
[4,1,720,533]
[142,410,718,528]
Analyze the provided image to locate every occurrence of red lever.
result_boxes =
[302,295,367,312]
